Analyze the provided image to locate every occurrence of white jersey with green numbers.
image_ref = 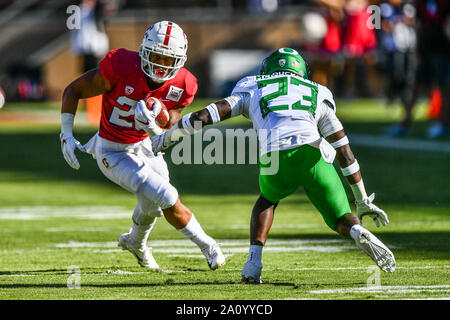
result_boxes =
[227,72,343,156]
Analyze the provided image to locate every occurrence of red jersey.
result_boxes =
[98,48,198,144]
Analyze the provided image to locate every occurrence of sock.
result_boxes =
[349,224,366,241]
[178,214,216,250]
[247,245,263,267]
[129,217,157,250]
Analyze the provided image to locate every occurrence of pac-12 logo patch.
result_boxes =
[166,85,184,102]
[279,59,286,67]
[125,85,134,95]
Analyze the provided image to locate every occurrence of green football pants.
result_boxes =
[259,144,351,230]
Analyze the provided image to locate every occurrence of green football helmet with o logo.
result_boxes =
[260,48,309,79]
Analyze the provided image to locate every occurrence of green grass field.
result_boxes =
[0,99,449,300]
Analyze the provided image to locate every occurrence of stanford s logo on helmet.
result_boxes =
[260,48,309,79]
[139,21,188,83]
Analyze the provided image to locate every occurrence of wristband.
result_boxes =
[330,136,349,149]
[181,113,194,132]
[61,113,75,135]
[205,103,221,123]
[341,159,360,176]
[166,113,202,142]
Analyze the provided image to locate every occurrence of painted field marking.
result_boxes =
[0,206,131,220]
[53,239,361,254]
[45,227,110,233]
[310,285,450,295]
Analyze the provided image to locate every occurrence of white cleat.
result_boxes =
[353,229,396,273]
[241,261,262,284]
[201,243,226,270]
[118,233,160,270]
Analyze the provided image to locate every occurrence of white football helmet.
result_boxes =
[139,21,188,83]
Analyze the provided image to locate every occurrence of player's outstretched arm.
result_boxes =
[166,106,186,129]
[326,130,389,227]
[150,99,234,152]
[60,68,111,170]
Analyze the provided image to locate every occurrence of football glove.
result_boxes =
[150,131,175,154]
[134,99,163,136]
[60,132,87,170]
[356,193,389,227]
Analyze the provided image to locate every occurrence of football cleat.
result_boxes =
[118,233,160,270]
[353,229,396,273]
[241,260,263,284]
[201,243,226,270]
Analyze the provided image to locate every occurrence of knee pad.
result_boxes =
[157,184,178,209]
[136,180,178,211]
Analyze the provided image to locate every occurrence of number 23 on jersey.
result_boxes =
[257,76,318,118]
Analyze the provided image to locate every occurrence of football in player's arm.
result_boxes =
[60,21,225,271]
[143,48,395,283]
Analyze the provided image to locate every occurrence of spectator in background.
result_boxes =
[311,0,345,87]
[388,0,449,139]
[71,0,109,73]
[339,0,377,97]
[71,0,118,126]
[316,0,377,98]
[378,0,416,113]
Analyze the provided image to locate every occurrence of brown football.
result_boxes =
[144,93,170,128]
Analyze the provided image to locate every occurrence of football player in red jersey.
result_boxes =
[60,21,225,271]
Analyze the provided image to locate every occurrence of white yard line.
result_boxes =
[0,206,131,220]
[45,227,110,233]
[310,285,450,295]
[280,266,450,271]
[54,239,351,248]
[53,239,358,254]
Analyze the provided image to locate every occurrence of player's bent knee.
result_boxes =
[157,185,178,210]
[137,179,179,210]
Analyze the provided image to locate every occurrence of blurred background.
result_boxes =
[0,0,448,137]
[0,1,449,300]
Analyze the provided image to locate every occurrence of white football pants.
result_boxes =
[84,133,179,226]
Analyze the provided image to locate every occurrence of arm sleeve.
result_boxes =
[316,85,344,137]
[317,101,344,137]
[224,92,250,118]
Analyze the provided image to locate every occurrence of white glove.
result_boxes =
[60,132,87,170]
[134,99,163,137]
[356,193,389,227]
[151,131,174,154]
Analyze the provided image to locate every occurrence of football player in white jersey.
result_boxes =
[140,48,396,283]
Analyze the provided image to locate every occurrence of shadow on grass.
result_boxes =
[258,231,450,261]
[0,281,299,289]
